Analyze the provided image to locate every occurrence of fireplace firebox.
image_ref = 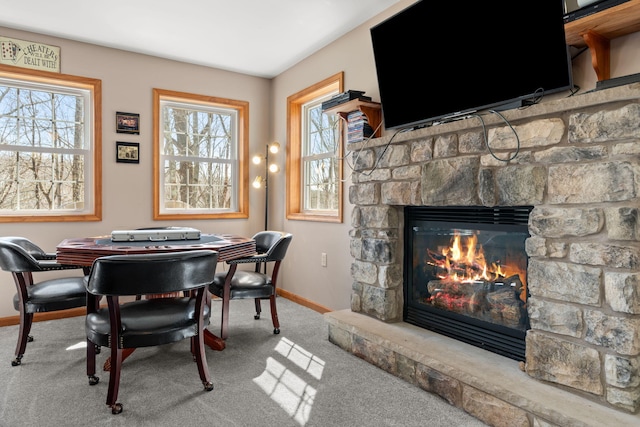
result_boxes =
[404,206,532,361]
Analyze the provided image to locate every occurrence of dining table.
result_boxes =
[56,232,256,369]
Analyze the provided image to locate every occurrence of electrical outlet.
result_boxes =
[321,252,327,267]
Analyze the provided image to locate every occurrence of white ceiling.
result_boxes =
[0,0,401,78]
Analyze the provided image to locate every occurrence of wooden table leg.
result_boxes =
[203,329,226,351]
[103,348,135,371]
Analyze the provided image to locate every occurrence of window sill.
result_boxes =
[287,212,342,223]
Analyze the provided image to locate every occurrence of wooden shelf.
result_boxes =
[564,0,640,81]
[323,99,382,138]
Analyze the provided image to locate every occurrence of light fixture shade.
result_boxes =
[252,176,263,188]
[269,142,280,154]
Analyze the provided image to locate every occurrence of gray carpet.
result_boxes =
[0,297,487,426]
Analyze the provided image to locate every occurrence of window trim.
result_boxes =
[152,88,249,221]
[286,72,343,223]
[0,64,102,223]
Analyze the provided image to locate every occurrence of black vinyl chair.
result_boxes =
[209,231,292,340]
[0,236,88,366]
[84,250,218,414]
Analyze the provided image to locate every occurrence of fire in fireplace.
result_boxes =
[404,206,532,361]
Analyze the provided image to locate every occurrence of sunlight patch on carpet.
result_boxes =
[274,336,325,380]
[66,341,86,351]
[253,337,325,426]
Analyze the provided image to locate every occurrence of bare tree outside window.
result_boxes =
[0,70,99,222]
[303,101,340,211]
[162,105,233,209]
[153,89,248,220]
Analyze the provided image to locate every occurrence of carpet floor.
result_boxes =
[0,297,487,426]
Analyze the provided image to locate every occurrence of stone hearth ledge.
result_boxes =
[325,309,640,427]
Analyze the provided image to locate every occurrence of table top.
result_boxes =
[56,233,256,266]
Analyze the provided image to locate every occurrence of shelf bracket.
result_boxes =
[580,29,611,81]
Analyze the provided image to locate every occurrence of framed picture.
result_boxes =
[116,111,140,134]
[116,141,140,164]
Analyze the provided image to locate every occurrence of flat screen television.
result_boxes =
[370,0,573,131]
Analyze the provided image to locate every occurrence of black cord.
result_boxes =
[571,46,589,61]
[475,110,520,162]
[359,127,404,176]
[569,85,581,96]
[515,88,545,112]
[344,81,584,170]
[341,120,384,182]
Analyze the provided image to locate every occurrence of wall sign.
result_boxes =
[0,36,60,72]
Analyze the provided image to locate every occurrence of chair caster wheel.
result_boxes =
[274,328,280,334]
[111,403,123,414]
[88,375,99,386]
[204,381,214,391]
[254,314,260,320]
[11,356,22,366]
[27,335,34,343]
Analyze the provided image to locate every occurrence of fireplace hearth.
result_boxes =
[404,206,532,361]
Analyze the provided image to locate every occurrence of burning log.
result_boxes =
[427,279,485,315]
[425,274,526,328]
[486,287,525,327]
[495,274,524,294]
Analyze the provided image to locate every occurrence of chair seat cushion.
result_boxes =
[13,277,87,313]
[210,271,274,299]
[85,297,211,348]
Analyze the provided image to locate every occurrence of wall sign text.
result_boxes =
[1,36,60,72]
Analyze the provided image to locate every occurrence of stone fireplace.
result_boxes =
[325,82,640,426]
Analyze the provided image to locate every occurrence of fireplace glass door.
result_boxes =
[404,206,532,361]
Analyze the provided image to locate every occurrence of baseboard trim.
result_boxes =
[0,291,332,327]
[277,288,332,314]
[0,307,86,327]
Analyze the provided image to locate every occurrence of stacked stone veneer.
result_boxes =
[346,84,640,413]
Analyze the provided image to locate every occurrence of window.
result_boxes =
[286,72,343,222]
[0,66,101,222]
[153,89,248,220]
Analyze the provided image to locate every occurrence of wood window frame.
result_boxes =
[152,88,249,220]
[0,64,102,223]
[286,72,343,223]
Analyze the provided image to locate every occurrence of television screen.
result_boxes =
[370,0,573,130]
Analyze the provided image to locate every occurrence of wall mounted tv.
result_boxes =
[370,0,573,131]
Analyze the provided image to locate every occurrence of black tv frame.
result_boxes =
[370,0,574,131]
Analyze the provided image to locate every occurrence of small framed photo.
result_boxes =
[116,111,140,134]
[116,141,140,164]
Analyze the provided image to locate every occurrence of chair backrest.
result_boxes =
[0,237,48,259]
[86,250,218,296]
[0,238,44,273]
[252,231,293,262]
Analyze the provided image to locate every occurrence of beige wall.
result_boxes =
[1,0,640,317]
[269,1,409,311]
